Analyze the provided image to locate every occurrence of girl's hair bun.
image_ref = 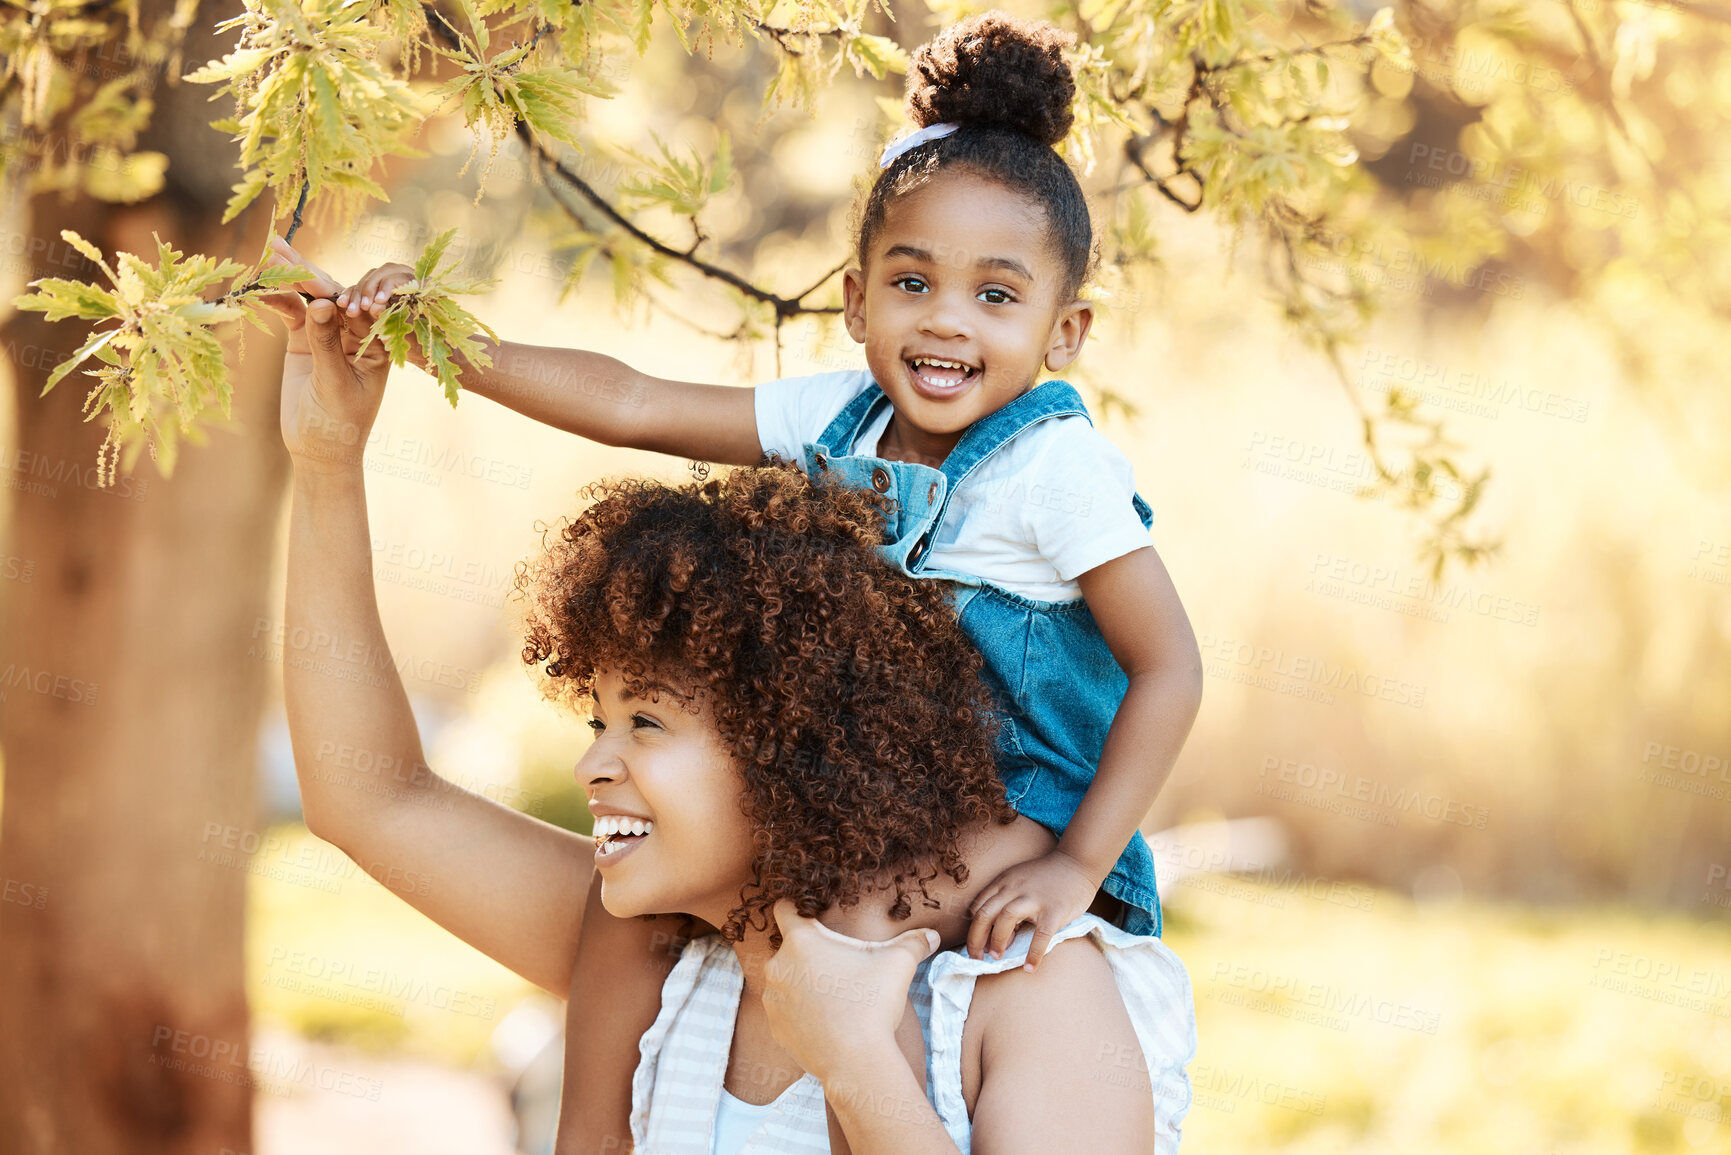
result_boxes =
[906,13,1076,148]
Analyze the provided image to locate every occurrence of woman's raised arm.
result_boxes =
[268,262,596,996]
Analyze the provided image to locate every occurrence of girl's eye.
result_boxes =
[979,288,1014,305]
[893,275,928,294]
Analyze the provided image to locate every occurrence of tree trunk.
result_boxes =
[0,31,290,1146]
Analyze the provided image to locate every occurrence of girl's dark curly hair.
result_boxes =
[515,460,1018,945]
[856,12,1093,300]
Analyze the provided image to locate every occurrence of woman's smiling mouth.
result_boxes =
[906,355,980,397]
[594,814,655,864]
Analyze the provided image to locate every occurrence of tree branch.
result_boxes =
[419,1,841,321]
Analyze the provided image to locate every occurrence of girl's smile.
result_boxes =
[843,171,1093,465]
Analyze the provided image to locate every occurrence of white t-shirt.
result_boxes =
[711,1087,779,1155]
[754,370,1152,601]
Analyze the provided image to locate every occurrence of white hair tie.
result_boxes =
[878,122,960,168]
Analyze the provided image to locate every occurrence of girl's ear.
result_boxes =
[842,267,869,344]
[1043,299,1094,373]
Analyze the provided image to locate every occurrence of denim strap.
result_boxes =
[810,383,894,460]
[809,379,1154,567]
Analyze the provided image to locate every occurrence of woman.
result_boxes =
[268,266,1196,1153]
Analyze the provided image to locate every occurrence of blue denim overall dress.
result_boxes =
[802,379,1163,937]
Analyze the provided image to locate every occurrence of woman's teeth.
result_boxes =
[594,815,654,854]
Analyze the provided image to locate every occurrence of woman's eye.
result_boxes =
[631,714,660,730]
[586,718,605,733]
[979,288,1013,305]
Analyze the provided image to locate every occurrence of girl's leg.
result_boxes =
[819,814,1058,949]
[553,870,694,1155]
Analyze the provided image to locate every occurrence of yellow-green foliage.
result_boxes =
[10,230,308,482]
[5,0,1721,571]
[184,0,424,225]
[358,228,500,406]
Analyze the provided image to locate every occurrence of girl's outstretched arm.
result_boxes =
[328,250,763,465]
[966,545,1203,966]
[269,262,598,997]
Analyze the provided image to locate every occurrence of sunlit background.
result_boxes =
[2,0,1729,1151]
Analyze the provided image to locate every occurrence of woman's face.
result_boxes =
[575,667,756,925]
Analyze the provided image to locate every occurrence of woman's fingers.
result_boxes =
[303,298,361,384]
[255,290,307,331]
[267,235,342,299]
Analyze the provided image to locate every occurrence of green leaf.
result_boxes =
[41,327,121,396]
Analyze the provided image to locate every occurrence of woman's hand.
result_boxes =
[259,235,392,473]
[763,900,940,1086]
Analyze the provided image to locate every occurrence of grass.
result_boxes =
[246,823,1731,1151]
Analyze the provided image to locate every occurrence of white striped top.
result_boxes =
[629,913,1197,1153]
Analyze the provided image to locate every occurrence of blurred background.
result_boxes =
[0,0,1727,1152]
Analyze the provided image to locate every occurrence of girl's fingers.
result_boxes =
[986,898,1037,960]
[1023,922,1058,971]
[966,894,1007,961]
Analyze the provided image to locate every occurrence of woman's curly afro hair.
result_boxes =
[857,12,1093,299]
[516,460,1017,944]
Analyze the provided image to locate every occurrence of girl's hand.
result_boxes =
[336,261,417,321]
[964,849,1100,971]
[258,236,392,472]
[763,899,940,1086]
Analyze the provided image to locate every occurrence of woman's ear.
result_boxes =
[842,267,869,344]
[1043,299,1094,373]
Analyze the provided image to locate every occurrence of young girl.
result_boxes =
[324,12,1201,960]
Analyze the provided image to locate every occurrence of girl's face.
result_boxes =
[843,170,1093,459]
[576,668,756,925]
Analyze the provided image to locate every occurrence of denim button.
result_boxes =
[927,481,939,505]
[814,453,828,471]
[871,467,890,493]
